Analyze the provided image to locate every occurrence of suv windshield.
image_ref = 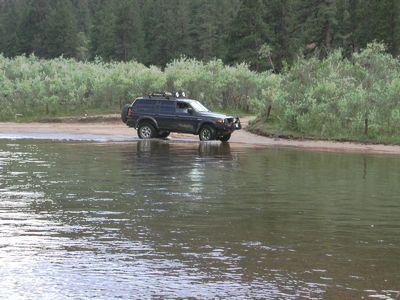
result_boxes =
[190,101,209,112]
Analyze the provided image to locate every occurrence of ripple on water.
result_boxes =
[0,140,400,299]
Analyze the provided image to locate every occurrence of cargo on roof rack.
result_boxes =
[148,91,186,99]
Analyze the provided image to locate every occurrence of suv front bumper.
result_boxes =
[216,117,242,133]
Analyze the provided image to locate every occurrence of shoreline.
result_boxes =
[1,117,400,155]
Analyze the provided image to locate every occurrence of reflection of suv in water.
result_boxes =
[121,92,241,141]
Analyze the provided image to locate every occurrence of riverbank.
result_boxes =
[1,115,400,155]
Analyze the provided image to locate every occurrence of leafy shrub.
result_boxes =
[0,54,270,120]
[258,42,400,141]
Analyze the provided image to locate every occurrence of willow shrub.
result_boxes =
[165,58,270,112]
[259,43,400,141]
[0,55,270,121]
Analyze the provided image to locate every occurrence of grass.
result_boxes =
[10,107,121,123]
[248,118,400,145]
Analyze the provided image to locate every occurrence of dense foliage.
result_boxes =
[1,0,400,70]
[2,42,400,142]
[0,54,269,120]
[254,43,400,142]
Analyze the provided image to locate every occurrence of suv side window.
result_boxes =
[176,102,190,115]
[160,101,175,114]
[135,99,157,113]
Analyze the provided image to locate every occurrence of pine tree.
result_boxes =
[0,0,20,57]
[1,0,400,66]
[45,0,79,58]
[262,0,293,69]
[142,0,182,66]
[16,0,52,57]
[190,0,218,60]
[114,0,144,61]
[90,1,117,60]
[189,0,239,61]
[393,1,400,55]
[226,0,271,70]
[290,0,338,57]
[173,0,192,59]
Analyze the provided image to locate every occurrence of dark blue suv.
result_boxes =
[121,92,241,141]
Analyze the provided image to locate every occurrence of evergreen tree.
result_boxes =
[142,0,183,66]
[0,0,20,57]
[45,0,78,58]
[290,0,338,56]
[226,0,271,70]
[189,0,240,60]
[262,0,293,69]
[190,0,219,60]
[16,0,52,57]
[114,0,144,61]
[173,0,192,59]
[90,0,117,60]
[1,0,400,68]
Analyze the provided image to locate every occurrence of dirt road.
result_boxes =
[1,116,400,155]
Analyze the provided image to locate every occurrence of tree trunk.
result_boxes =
[364,117,368,135]
[268,56,275,73]
[325,20,332,51]
[266,104,272,120]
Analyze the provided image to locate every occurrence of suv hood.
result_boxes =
[196,111,232,119]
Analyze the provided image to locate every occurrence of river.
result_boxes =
[0,139,399,299]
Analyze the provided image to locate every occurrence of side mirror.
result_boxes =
[187,108,194,115]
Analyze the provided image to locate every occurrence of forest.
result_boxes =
[1,0,400,143]
[1,0,400,70]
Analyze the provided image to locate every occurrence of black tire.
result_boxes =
[219,133,231,142]
[137,122,156,139]
[158,131,170,138]
[121,104,130,123]
[199,125,216,141]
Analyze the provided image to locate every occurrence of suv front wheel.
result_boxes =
[138,123,156,139]
[199,125,216,141]
[158,131,170,138]
[219,133,231,142]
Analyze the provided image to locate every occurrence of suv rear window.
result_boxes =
[134,99,157,113]
[159,101,175,114]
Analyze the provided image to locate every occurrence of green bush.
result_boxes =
[3,44,398,143]
[0,54,270,121]
[165,58,270,112]
[257,42,400,142]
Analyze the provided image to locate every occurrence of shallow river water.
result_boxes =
[0,139,399,299]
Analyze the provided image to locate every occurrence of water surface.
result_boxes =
[0,140,399,299]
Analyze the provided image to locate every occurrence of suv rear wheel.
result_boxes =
[138,123,156,139]
[121,104,130,124]
[199,125,216,141]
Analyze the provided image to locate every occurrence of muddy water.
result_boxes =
[0,139,399,299]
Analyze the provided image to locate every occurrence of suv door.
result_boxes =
[175,101,198,133]
[157,101,176,130]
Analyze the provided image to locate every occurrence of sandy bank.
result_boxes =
[1,116,400,155]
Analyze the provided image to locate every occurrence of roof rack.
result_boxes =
[148,91,186,99]
[149,92,171,98]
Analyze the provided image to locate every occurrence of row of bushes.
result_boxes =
[2,43,400,142]
[0,55,270,121]
[254,42,400,142]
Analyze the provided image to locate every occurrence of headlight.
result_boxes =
[216,119,224,124]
